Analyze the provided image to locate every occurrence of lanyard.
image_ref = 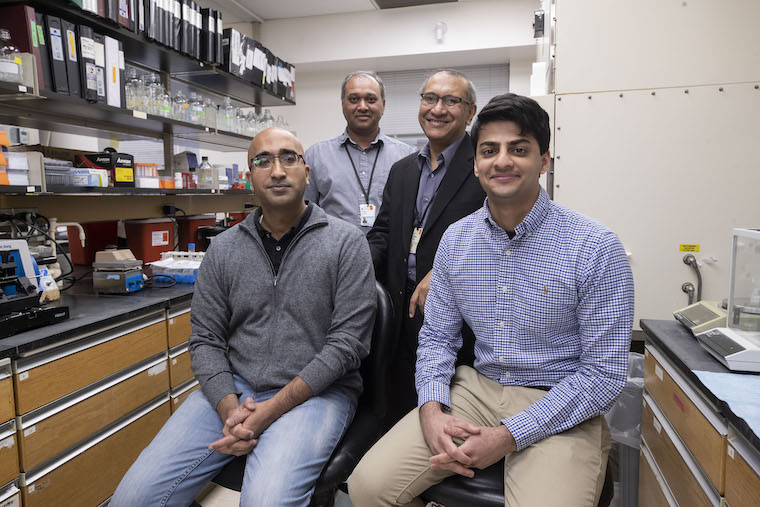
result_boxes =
[413,171,443,229]
[344,142,382,205]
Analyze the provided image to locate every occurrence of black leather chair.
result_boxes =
[210,280,394,506]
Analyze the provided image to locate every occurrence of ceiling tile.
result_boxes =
[240,0,377,21]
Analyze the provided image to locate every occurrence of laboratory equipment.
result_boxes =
[92,249,144,294]
[0,240,69,337]
[674,300,726,335]
[695,228,760,372]
[0,28,23,85]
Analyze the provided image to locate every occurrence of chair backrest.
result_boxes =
[358,281,395,419]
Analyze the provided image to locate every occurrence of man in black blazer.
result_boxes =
[367,69,486,425]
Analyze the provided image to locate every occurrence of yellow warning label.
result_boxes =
[115,166,134,183]
[680,244,700,252]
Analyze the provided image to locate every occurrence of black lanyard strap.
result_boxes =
[344,142,382,205]
[413,169,444,229]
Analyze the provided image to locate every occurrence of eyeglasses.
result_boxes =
[420,92,470,107]
[250,153,304,170]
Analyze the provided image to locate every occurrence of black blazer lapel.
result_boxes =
[423,133,474,233]
[400,156,421,253]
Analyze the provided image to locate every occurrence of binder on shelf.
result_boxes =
[62,19,82,97]
[93,32,107,103]
[164,0,172,47]
[194,2,201,60]
[118,0,130,29]
[145,0,157,41]
[200,8,214,64]
[155,0,164,44]
[214,11,223,64]
[265,49,276,93]
[138,0,145,33]
[44,15,70,95]
[181,0,191,55]
[288,63,295,101]
[78,25,98,101]
[129,0,137,31]
[244,38,254,82]
[222,28,245,78]
[35,11,54,92]
[104,35,120,107]
[251,40,266,87]
[0,5,47,91]
[172,0,181,51]
[80,0,97,15]
[105,0,119,24]
[97,0,107,18]
[119,41,126,107]
[277,59,289,100]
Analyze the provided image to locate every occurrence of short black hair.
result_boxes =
[470,93,550,155]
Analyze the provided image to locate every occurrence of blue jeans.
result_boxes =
[111,375,355,507]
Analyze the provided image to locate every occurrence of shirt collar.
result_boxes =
[482,187,551,237]
[254,202,314,239]
[417,132,467,171]
[339,129,384,150]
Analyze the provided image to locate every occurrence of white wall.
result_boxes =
[552,0,760,326]
[259,0,536,68]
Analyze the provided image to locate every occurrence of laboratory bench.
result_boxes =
[0,278,199,506]
[639,319,760,507]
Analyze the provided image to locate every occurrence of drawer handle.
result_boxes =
[673,393,685,412]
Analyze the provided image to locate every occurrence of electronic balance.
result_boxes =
[674,300,726,335]
[695,228,760,372]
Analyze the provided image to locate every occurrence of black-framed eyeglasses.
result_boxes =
[250,153,304,170]
[420,92,470,107]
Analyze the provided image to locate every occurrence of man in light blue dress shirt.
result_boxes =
[349,94,635,506]
[304,71,415,232]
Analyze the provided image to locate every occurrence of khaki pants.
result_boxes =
[348,366,610,507]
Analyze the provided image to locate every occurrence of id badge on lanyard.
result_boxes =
[360,203,376,227]
[409,227,422,254]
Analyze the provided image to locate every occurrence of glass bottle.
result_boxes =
[157,89,172,118]
[172,90,188,121]
[0,29,23,85]
[221,97,236,132]
[262,109,275,130]
[189,92,203,124]
[245,111,258,137]
[197,156,215,189]
[124,67,142,111]
[204,97,216,128]
[147,74,163,115]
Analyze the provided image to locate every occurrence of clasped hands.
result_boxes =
[209,395,275,456]
[420,402,517,478]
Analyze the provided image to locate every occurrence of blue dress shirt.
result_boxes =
[415,188,635,451]
[304,130,415,231]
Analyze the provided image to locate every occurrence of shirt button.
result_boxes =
[275,246,281,251]
[501,286,508,293]
[424,197,429,202]
[504,371,511,377]
[498,321,505,328]
[266,233,271,238]
[504,250,511,256]
[429,174,434,178]
[362,171,366,175]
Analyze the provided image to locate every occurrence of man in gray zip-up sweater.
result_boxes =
[112,128,376,507]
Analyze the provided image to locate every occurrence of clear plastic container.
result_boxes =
[0,29,23,85]
[197,156,215,189]
[221,97,236,132]
[172,90,188,121]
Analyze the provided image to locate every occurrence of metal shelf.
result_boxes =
[0,185,40,195]
[10,0,292,108]
[44,186,252,196]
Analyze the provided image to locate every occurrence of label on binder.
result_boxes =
[96,67,105,97]
[67,30,78,61]
[94,42,105,67]
[50,28,65,61]
[36,25,45,46]
[81,37,95,59]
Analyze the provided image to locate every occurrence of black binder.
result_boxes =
[119,41,126,107]
[181,0,191,55]
[61,20,81,97]
[251,40,266,87]
[214,10,223,64]
[200,8,214,63]
[105,0,119,24]
[78,25,98,101]
[194,2,201,60]
[172,0,181,51]
[145,0,157,41]
[92,32,107,103]
[129,0,136,31]
[35,11,54,91]
[44,15,69,95]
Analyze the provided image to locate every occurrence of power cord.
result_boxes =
[145,274,177,288]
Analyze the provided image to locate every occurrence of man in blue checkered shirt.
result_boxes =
[349,93,635,506]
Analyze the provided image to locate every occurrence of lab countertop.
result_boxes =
[641,319,760,453]
[0,272,194,360]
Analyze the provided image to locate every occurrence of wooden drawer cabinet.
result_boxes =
[17,355,169,471]
[725,436,760,507]
[169,343,193,388]
[644,346,727,493]
[21,397,170,507]
[0,421,18,488]
[642,394,719,507]
[167,308,192,348]
[638,443,676,507]
[171,379,200,413]
[14,315,167,414]
[0,482,20,507]
[0,360,13,424]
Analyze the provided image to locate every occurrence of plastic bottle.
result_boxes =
[124,67,142,111]
[0,29,23,85]
[198,156,215,189]
[221,97,236,132]
[157,90,172,118]
[190,93,205,124]
[188,243,196,253]
[174,172,183,189]
[204,97,217,128]
[261,109,275,129]
[172,90,188,121]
